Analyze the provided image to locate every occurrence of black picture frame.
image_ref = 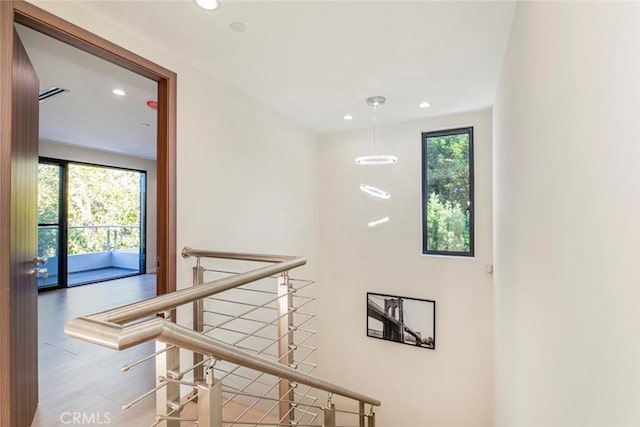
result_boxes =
[366,292,436,350]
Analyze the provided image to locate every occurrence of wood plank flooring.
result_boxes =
[32,274,157,427]
[40,267,140,288]
[181,399,280,426]
[31,274,280,427]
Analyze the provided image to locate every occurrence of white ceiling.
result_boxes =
[17,1,515,157]
[16,23,158,160]
[75,0,516,133]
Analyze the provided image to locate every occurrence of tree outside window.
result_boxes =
[422,127,474,256]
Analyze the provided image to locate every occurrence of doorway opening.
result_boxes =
[38,159,147,289]
[22,22,162,422]
[1,2,176,424]
[16,20,159,291]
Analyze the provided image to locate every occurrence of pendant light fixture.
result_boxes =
[357,96,396,226]
[360,184,390,200]
[367,216,390,228]
[355,96,397,167]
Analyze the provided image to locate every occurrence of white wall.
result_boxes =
[31,2,321,411]
[317,109,494,426]
[29,1,320,290]
[493,2,640,426]
[39,139,158,273]
[175,75,320,282]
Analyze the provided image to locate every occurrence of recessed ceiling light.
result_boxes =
[112,89,126,96]
[343,114,354,121]
[230,22,246,32]
[142,123,151,128]
[419,101,431,109]
[195,0,219,10]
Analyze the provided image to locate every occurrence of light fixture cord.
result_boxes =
[369,104,379,186]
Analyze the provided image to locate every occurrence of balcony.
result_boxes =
[38,225,143,288]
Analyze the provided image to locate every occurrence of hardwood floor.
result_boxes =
[40,267,140,288]
[32,274,157,427]
[32,274,280,427]
[181,399,280,426]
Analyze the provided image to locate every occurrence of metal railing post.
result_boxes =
[368,410,376,427]
[64,248,386,425]
[278,271,295,423]
[197,361,223,427]
[193,258,205,386]
[156,338,181,427]
[323,403,336,427]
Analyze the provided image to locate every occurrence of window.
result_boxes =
[37,158,147,289]
[422,127,474,256]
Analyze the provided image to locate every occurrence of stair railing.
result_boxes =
[65,248,380,427]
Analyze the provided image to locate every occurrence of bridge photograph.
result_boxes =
[367,292,435,349]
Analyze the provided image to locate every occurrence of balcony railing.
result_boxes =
[67,224,141,253]
[37,224,143,287]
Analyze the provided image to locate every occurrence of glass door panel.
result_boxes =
[66,163,145,286]
[37,162,62,288]
[38,159,146,289]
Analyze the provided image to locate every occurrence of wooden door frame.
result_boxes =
[1,2,176,422]
[1,0,177,295]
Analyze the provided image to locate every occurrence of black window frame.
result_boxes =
[38,156,148,290]
[421,126,475,257]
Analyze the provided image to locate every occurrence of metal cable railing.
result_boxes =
[65,248,379,427]
[196,265,320,427]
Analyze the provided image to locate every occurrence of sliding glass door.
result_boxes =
[37,158,147,289]
[37,161,65,289]
[66,163,146,286]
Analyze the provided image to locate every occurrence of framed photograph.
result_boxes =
[366,292,435,350]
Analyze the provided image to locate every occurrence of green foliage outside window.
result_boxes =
[425,192,469,252]
[38,163,60,225]
[38,162,143,258]
[38,163,60,258]
[67,164,142,255]
[423,129,473,255]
